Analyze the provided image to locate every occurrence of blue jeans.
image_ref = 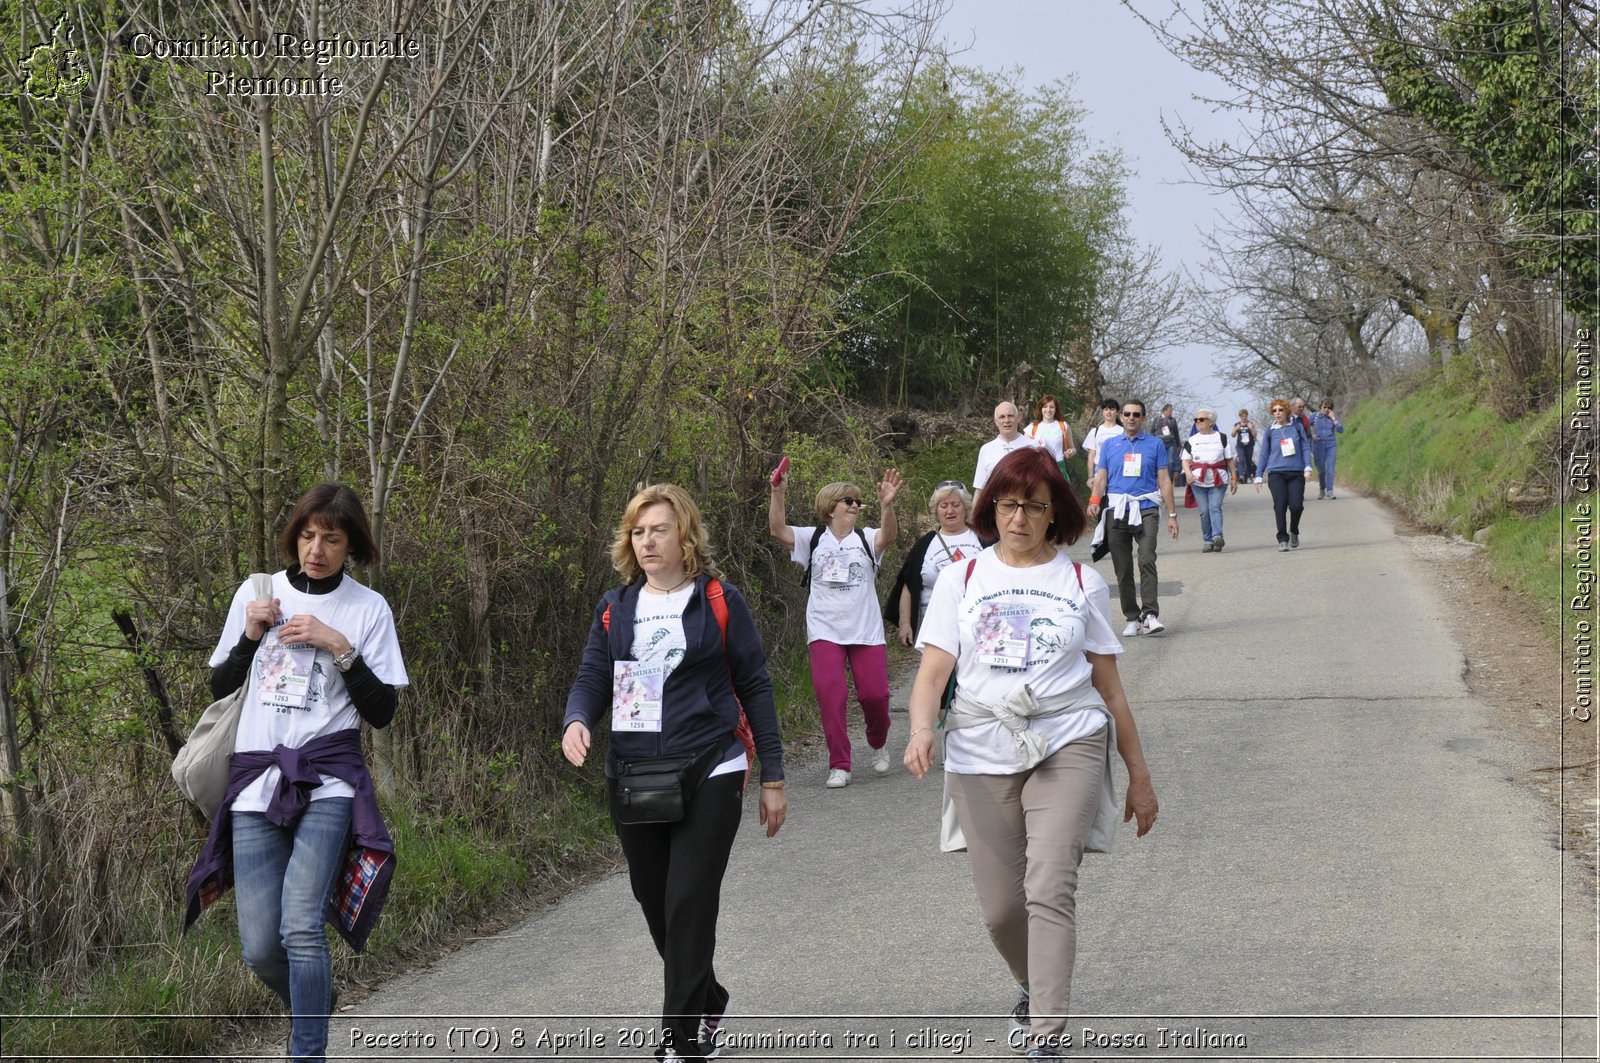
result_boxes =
[233,797,352,1063]
[1313,442,1338,493]
[1191,483,1226,542]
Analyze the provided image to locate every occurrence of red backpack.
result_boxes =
[602,580,758,788]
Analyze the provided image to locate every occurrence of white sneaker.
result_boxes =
[1121,620,1141,638]
[872,747,891,775]
[826,768,851,788]
[1141,615,1165,635]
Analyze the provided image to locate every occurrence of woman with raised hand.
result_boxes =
[564,484,786,1063]
[769,466,901,788]
[185,484,409,1063]
[902,447,1158,1061]
[1080,398,1121,475]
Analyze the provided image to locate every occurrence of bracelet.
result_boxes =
[760,780,785,790]
[909,727,932,740]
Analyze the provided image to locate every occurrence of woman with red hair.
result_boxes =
[902,448,1158,1061]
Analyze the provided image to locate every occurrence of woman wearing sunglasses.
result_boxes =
[1254,399,1315,550]
[770,467,902,787]
[902,447,1157,1060]
[887,480,989,648]
[1180,409,1238,552]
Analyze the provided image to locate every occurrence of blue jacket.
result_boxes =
[563,574,785,783]
[1259,420,1315,476]
[1312,411,1343,445]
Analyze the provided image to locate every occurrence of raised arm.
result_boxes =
[768,475,795,550]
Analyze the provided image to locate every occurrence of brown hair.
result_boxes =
[970,448,1086,546]
[277,484,378,566]
[1031,394,1062,425]
[611,483,721,583]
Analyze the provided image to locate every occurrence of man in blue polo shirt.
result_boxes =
[1086,399,1180,636]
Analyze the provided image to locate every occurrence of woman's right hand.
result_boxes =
[244,597,283,641]
[903,727,937,780]
[562,721,591,767]
[897,622,914,648]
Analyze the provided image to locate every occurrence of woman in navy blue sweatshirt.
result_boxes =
[563,484,786,1062]
[1254,400,1316,550]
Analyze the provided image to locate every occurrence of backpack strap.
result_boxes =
[705,578,757,787]
[801,525,827,588]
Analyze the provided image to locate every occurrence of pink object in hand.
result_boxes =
[770,456,790,486]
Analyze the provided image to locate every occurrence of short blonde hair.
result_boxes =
[611,484,721,583]
[814,482,863,523]
[928,482,973,518]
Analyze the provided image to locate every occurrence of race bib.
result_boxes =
[975,602,1032,669]
[1122,451,1144,478]
[1160,424,1171,437]
[817,551,855,586]
[256,625,316,709]
[933,547,965,574]
[1240,429,1252,445]
[1279,436,1297,457]
[612,661,666,732]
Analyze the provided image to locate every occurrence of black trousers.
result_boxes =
[610,770,744,1059]
[1267,471,1306,540]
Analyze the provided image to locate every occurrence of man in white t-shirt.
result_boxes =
[973,402,1042,491]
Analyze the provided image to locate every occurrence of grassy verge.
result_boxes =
[1340,365,1576,633]
[3,648,818,1061]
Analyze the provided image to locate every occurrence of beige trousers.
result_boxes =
[946,727,1108,1045]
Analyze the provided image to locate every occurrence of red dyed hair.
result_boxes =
[971,447,1086,545]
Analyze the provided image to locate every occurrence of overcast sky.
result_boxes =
[931,0,1264,421]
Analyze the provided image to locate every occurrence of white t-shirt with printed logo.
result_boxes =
[917,550,1122,774]
[211,570,410,812]
[789,525,884,646]
[630,585,693,675]
[1027,420,1071,462]
[917,529,987,617]
[1184,430,1234,485]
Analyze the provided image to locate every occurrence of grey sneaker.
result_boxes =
[1290,534,1300,549]
[1212,535,1224,551]
[1201,541,1214,552]
[1008,987,1030,1050]
[1278,541,1290,552]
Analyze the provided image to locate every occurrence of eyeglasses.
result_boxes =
[1120,411,1143,418]
[1196,417,1213,422]
[840,498,861,507]
[994,498,1051,519]
[1271,407,1287,414]
[935,480,966,491]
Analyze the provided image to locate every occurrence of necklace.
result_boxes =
[644,575,693,594]
[996,541,1053,568]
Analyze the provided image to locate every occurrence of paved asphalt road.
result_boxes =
[290,487,1595,1062]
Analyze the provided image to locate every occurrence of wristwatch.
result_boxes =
[333,647,359,672]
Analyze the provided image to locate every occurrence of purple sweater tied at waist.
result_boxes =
[183,727,394,952]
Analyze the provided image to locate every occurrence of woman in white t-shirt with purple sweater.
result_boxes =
[769,466,902,788]
[901,447,1157,1060]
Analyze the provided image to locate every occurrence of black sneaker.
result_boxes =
[1290,534,1300,549]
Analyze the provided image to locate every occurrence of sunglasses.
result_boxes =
[1196,417,1213,422]
[1120,411,1144,418]
[935,480,967,491]
[839,498,861,507]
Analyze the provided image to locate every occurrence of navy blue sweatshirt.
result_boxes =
[563,574,785,784]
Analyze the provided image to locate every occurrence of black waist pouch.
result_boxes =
[610,741,722,825]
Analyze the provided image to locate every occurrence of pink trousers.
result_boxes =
[807,641,891,771]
